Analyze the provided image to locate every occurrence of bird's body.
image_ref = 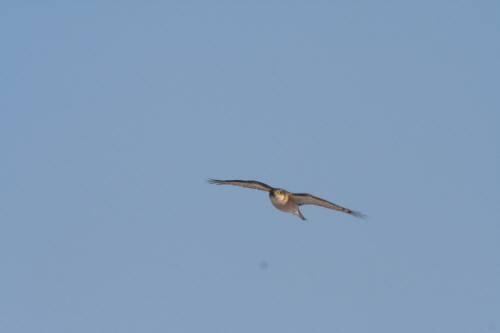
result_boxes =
[207,179,366,221]
[269,188,307,220]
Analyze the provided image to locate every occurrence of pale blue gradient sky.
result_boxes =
[2,2,499,332]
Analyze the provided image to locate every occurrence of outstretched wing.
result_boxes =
[290,193,367,219]
[207,179,273,192]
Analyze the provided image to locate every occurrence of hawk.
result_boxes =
[207,179,366,221]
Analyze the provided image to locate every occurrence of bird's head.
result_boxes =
[270,188,287,201]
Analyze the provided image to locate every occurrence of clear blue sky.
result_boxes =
[2,2,499,332]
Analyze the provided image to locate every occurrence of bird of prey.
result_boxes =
[207,179,366,221]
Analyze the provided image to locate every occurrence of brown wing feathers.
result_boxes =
[207,179,273,192]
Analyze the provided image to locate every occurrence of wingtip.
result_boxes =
[351,211,368,220]
[206,178,220,184]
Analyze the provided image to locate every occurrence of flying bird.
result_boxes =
[207,179,366,221]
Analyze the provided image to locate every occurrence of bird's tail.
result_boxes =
[296,209,307,221]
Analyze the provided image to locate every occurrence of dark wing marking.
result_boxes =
[207,179,273,192]
[290,193,367,219]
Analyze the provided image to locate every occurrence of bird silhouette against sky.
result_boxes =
[207,179,366,221]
